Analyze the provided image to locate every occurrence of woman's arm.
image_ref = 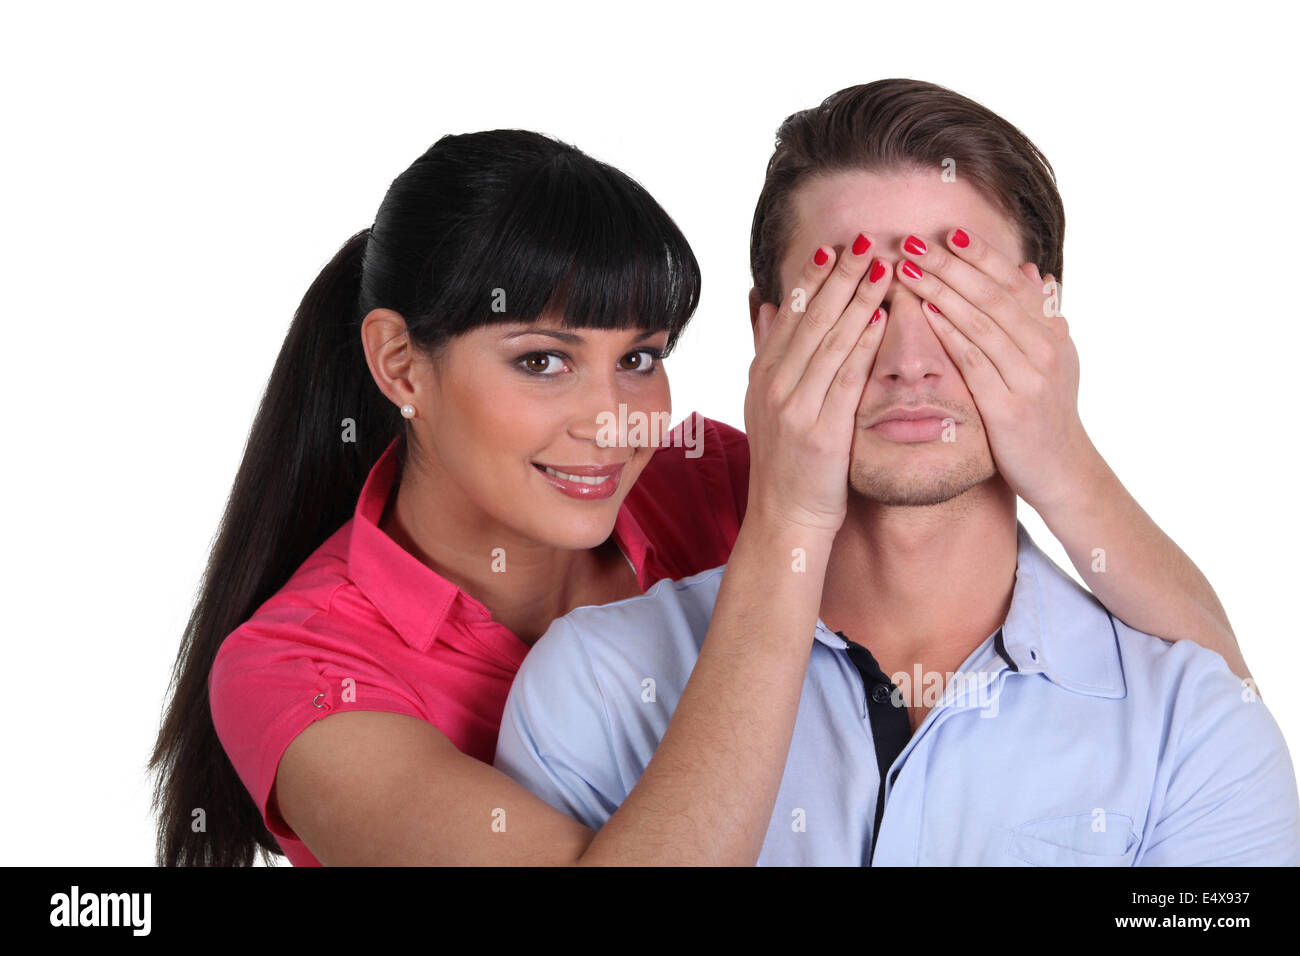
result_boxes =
[275,240,891,865]
[274,512,836,866]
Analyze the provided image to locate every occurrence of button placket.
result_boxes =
[881,668,1002,802]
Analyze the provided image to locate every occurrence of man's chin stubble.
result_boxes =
[847,454,997,508]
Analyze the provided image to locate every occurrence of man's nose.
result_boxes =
[870,269,953,387]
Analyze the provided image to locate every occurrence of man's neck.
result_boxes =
[820,477,1019,695]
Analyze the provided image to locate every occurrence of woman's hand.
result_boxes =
[893,227,1094,513]
[746,235,893,533]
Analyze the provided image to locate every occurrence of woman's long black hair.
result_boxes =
[148,130,702,865]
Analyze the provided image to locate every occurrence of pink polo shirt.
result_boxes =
[209,411,750,866]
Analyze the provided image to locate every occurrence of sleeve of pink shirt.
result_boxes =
[208,604,428,842]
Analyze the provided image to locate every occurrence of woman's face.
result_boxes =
[413,313,672,551]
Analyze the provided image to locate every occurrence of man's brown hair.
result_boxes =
[749,78,1065,306]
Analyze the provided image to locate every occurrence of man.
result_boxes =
[493,80,1300,865]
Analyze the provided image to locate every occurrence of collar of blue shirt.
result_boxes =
[810,521,1127,701]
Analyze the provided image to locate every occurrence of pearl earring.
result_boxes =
[400,404,416,419]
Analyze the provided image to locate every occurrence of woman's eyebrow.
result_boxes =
[499,327,663,344]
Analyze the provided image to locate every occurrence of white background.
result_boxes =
[2,1,1296,865]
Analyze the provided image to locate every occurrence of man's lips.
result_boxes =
[865,405,957,443]
[867,405,955,427]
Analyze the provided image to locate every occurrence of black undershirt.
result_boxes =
[834,630,910,865]
[835,627,1013,865]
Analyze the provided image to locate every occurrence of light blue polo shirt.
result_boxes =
[493,522,1300,865]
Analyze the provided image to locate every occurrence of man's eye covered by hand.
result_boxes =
[889,224,1084,517]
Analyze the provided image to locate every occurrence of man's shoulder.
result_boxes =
[559,563,727,644]
[501,564,731,766]
[1015,525,1245,699]
[1109,616,1271,737]
[518,564,727,683]
[1104,617,1299,863]
[581,562,727,609]
[1023,536,1285,764]
[1080,588,1281,765]
[1111,616,1234,683]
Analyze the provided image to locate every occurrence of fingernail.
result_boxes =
[852,233,871,256]
[951,228,970,248]
[903,235,928,256]
[869,308,884,325]
[925,302,941,314]
[869,260,886,283]
[900,261,923,280]
[814,247,829,266]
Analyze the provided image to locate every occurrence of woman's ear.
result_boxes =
[360,308,419,410]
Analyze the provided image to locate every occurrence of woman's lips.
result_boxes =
[532,462,624,500]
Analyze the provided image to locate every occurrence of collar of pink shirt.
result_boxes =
[343,436,657,664]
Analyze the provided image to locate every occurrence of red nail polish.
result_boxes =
[869,260,886,283]
[900,261,923,280]
[869,308,883,325]
[814,247,829,266]
[904,235,928,256]
[926,302,941,314]
[852,233,871,256]
[951,229,970,248]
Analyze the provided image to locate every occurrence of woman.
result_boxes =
[149,126,1246,866]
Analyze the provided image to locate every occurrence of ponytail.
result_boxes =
[148,228,402,865]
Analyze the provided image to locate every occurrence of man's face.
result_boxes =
[770,168,1026,507]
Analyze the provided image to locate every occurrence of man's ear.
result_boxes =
[1020,262,1043,286]
[748,287,763,352]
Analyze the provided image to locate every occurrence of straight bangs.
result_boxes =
[432,152,702,354]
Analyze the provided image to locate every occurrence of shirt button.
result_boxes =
[871,684,893,703]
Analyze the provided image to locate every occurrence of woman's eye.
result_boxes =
[620,348,664,373]
[516,347,665,377]
[517,352,568,375]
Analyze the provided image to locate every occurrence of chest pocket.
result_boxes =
[1007,811,1139,866]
